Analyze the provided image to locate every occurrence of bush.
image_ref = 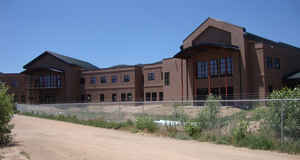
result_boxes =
[232,120,249,145]
[135,116,157,133]
[267,87,300,140]
[0,84,14,146]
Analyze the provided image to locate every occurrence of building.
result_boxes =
[174,17,300,100]
[0,73,27,103]
[1,17,300,104]
[20,51,98,104]
[143,61,164,101]
[82,65,144,102]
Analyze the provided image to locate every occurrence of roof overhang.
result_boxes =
[21,67,64,74]
[173,43,240,59]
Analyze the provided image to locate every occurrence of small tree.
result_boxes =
[0,83,14,146]
[268,87,300,140]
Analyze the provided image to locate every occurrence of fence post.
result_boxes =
[280,101,284,145]
[118,101,121,122]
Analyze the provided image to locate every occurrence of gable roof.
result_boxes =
[23,51,99,70]
[183,17,246,42]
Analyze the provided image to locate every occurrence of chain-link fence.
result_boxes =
[16,98,300,146]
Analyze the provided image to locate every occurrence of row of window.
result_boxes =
[197,57,233,79]
[89,75,130,84]
[34,75,62,88]
[145,92,163,101]
[14,95,26,103]
[266,57,280,69]
[88,93,133,102]
[196,87,234,99]
[147,72,164,81]
[87,72,171,86]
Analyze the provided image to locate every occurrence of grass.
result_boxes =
[20,151,30,159]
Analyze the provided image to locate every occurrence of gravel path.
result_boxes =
[11,115,300,160]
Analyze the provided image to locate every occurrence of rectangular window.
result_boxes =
[90,77,96,84]
[266,56,272,69]
[145,92,151,101]
[159,92,163,101]
[127,93,132,101]
[152,92,157,101]
[164,72,170,86]
[161,72,163,80]
[197,61,208,79]
[274,58,280,69]
[210,59,218,77]
[121,93,126,101]
[220,58,226,76]
[112,93,117,102]
[148,72,155,81]
[11,80,17,88]
[100,76,106,84]
[87,94,92,102]
[227,57,233,75]
[111,75,118,83]
[21,95,26,103]
[124,75,130,82]
[99,94,104,102]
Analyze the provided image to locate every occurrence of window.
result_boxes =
[87,94,92,102]
[81,95,85,102]
[274,58,280,69]
[21,95,26,103]
[90,77,96,84]
[161,72,163,80]
[148,72,155,81]
[220,58,226,76]
[210,59,218,77]
[127,93,132,101]
[145,92,151,101]
[121,93,126,101]
[80,78,85,85]
[227,57,233,75]
[124,75,130,82]
[211,88,219,96]
[112,93,117,102]
[100,94,104,102]
[159,92,163,101]
[164,72,170,86]
[100,76,106,84]
[14,95,18,102]
[268,85,273,93]
[197,61,208,79]
[266,56,272,69]
[111,75,118,83]
[152,92,157,101]
[11,80,17,88]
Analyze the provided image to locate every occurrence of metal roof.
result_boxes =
[23,51,99,70]
[287,72,300,80]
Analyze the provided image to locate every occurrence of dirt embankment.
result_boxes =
[6,115,300,160]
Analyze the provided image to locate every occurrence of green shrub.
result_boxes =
[0,84,14,146]
[183,121,202,137]
[135,116,157,132]
[267,87,300,140]
[232,120,249,145]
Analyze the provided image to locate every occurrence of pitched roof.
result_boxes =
[287,72,300,80]
[183,17,245,42]
[24,51,99,70]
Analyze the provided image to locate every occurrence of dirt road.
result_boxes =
[11,115,299,160]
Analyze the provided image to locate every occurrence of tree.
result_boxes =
[0,83,14,146]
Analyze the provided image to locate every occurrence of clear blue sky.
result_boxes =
[1,0,299,73]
